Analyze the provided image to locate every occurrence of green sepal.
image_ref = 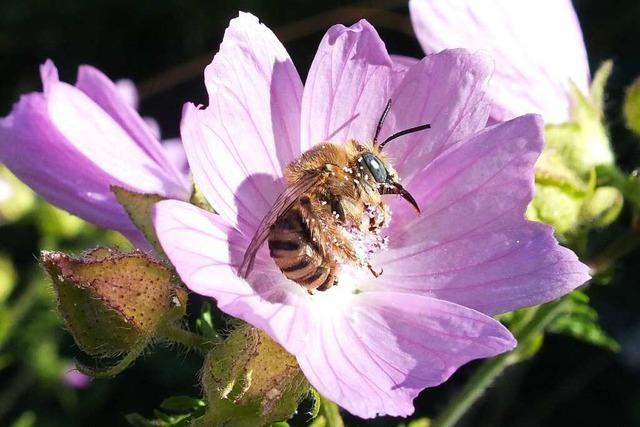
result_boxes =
[190,184,215,213]
[111,186,167,257]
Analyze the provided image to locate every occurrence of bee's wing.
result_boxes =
[239,172,323,278]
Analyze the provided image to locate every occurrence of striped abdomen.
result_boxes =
[268,206,338,292]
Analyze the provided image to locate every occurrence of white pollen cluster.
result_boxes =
[340,204,390,266]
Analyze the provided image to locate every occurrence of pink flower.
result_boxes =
[61,364,91,389]
[0,61,190,247]
[152,13,589,418]
[409,0,591,124]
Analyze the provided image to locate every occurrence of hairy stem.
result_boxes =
[158,322,216,353]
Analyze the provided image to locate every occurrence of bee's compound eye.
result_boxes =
[362,153,388,183]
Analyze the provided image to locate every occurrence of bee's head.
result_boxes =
[359,151,420,214]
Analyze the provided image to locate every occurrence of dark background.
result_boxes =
[1,0,639,426]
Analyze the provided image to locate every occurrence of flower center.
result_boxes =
[338,203,390,267]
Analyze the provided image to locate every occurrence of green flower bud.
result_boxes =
[545,62,614,176]
[624,77,640,136]
[195,323,308,427]
[580,186,623,228]
[528,184,583,236]
[41,248,186,377]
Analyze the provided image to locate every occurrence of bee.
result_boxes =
[239,100,430,293]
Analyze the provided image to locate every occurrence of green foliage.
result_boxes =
[0,166,36,224]
[528,61,623,242]
[196,302,219,341]
[624,77,640,135]
[309,392,344,427]
[126,396,206,427]
[398,418,431,427]
[549,291,620,352]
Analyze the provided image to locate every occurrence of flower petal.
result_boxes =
[409,0,590,123]
[374,115,590,314]
[297,291,515,418]
[75,65,189,194]
[0,93,142,243]
[383,49,492,183]
[181,12,303,234]
[152,199,317,354]
[300,19,394,151]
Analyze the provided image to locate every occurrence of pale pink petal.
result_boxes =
[115,79,139,110]
[390,54,419,73]
[297,291,515,418]
[409,0,590,123]
[374,115,590,314]
[153,200,516,418]
[0,61,187,245]
[152,200,318,354]
[76,65,189,192]
[47,79,182,197]
[162,138,190,179]
[300,20,394,152]
[0,91,145,242]
[181,12,303,234]
[382,49,492,184]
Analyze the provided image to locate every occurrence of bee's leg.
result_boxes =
[367,263,383,278]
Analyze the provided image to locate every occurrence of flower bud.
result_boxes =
[580,186,623,228]
[195,324,309,426]
[41,247,186,376]
[624,77,640,136]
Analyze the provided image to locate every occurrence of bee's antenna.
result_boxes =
[378,123,431,150]
[373,99,392,146]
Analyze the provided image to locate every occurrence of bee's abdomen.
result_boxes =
[268,207,337,292]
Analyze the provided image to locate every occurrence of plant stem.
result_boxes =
[159,322,216,353]
[432,300,568,427]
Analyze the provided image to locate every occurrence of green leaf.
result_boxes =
[624,77,640,135]
[160,396,206,412]
[196,302,218,340]
[0,166,36,223]
[398,418,431,427]
[0,254,16,304]
[111,186,167,257]
[125,413,157,427]
[10,412,37,427]
[309,394,344,427]
[549,291,620,352]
